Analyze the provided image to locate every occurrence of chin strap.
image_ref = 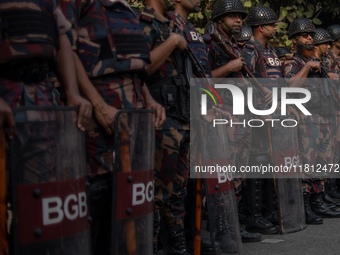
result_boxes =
[318,45,326,57]
[296,37,314,50]
[222,20,240,35]
[263,25,275,39]
[163,0,175,11]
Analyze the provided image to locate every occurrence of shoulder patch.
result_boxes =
[245,44,254,50]
[285,53,293,60]
[140,11,154,23]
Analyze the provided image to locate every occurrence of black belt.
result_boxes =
[0,59,53,83]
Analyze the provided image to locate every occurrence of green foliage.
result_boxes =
[129,0,340,48]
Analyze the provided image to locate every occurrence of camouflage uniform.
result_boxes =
[283,54,333,194]
[59,0,150,175]
[0,0,68,108]
[0,0,70,188]
[243,36,282,155]
[242,35,282,229]
[59,1,151,253]
[326,51,340,162]
[205,35,252,184]
[138,5,190,239]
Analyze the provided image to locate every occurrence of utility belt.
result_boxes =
[0,59,55,83]
[147,74,190,123]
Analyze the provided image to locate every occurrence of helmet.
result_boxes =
[312,28,332,45]
[327,24,340,41]
[234,26,253,41]
[212,0,247,22]
[275,47,292,58]
[247,6,278,27]
[288,18,315,38]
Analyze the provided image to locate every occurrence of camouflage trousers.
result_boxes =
[330,113,340,163]
[0,77,62,108]
[223,107,252,204]
[224,107,252,171]
[85,75,145,175]
[153,129,190,240]
[298,114,332,194]
[0,78,62,185]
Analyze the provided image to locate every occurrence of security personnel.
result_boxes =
[0,0,91,130]
[243,5,281,235]
[137,0,191,254]
[275,47,292,63]
[234,26,253,49]
[59,0,165,254]
[243,5,300,235]
[312,28,340,208]
[204,0,265,244]
[282,18,340,224]
[326,24,340,199]
[0,1,91,254]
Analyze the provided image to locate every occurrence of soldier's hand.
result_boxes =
[202,106,231,123]
[145,97,166,128]
[67,95,92,132]
[94,103,118,135]
[0,98,15,139]
[308,61,321,73]
[170,33,187,52]
[328,72,339,81]
[263,87,273,104]
[227,58,245,73]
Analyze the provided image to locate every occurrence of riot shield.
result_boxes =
[10,107,91,255]
[203,120,242,255]
[271,116,306,234]
[112,109,155,255]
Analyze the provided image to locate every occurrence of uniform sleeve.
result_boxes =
[58,0,84,50]
[242,46,257,75]
[54,7,72,35]
[282,60,301,78]
[139,20,160,52]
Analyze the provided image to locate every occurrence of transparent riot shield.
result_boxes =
[271,116,306,234]
[10,107,91,255]
[112,109,155,255]
[203,120,242,255]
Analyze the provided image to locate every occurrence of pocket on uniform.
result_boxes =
[77,38,101,76]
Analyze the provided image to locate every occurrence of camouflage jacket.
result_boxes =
[59,0,150,78]
[204,32,243,78]
[327,49,340,73]
[0,0,71,64]
[139,5,188,130]
[167,11,211,76]
[243,36,283,79]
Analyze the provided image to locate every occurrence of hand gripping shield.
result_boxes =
[9,107,91,255]
[202,120,242,255]
[270,116,306,234]
[111,109,155,255]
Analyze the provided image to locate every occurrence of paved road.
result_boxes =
[242,218,340,255]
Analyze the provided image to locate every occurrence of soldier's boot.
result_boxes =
[322,192,340,209]
[246,179,279,234]
[214,215,238,253]
[262,179,279,225]
[167,230,190,255]
[326,179,340,199]
[236,197,261,242]
[310,193,340,218]
[239,226,262,243]
[303,194,323,224]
